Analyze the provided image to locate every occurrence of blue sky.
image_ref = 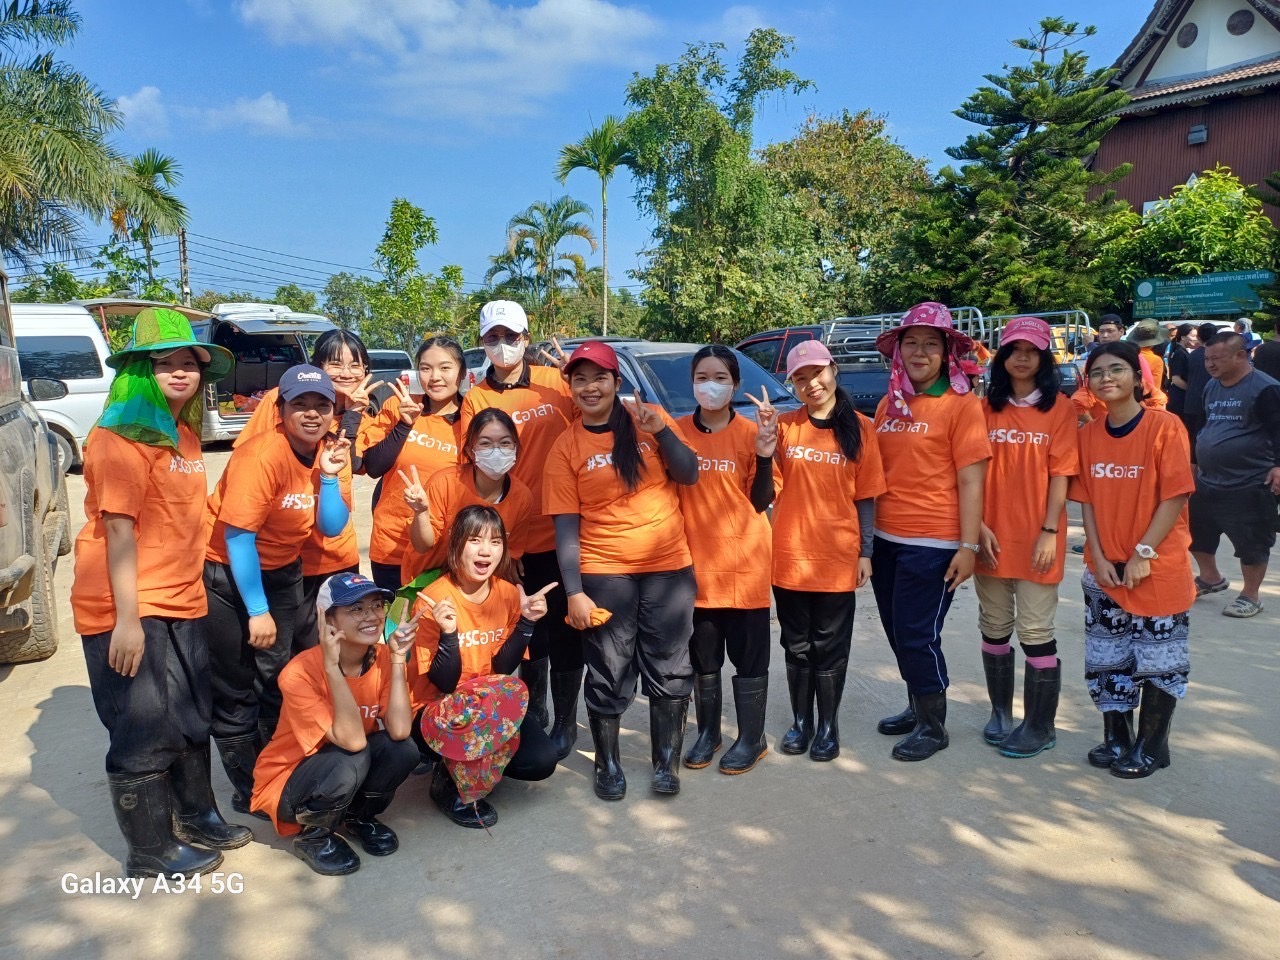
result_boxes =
[52,0,1152,303]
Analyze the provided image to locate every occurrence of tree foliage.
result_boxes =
[272,282,319,314]
[505,195,597,333]
[321,272,371,329]
[110,148,186,283]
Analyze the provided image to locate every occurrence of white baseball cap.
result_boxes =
[478,300,529,337]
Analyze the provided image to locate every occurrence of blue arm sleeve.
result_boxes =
[317,474,351,537]
[224,526,269,616]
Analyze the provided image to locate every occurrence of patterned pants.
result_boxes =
[1082,568,1190,711]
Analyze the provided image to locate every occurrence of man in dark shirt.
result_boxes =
[1254,336,1280,381]
[1189,332,1280,618]
[1182,321,1223,458]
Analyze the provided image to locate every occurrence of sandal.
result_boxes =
[1223,595,1263,618]
[1195,576,1230,598]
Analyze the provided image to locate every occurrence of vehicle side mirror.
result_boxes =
[28,377,69,401]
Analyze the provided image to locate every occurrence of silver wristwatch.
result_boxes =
[961,542,981,554]
[1135,543,1158,560]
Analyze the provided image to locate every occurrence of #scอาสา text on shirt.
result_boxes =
[785,445,846,465]
[988,428,1050,445]
[407,430,458,453]
[1089,463,1145,479]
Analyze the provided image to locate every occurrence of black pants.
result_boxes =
[295,564,361,655]
[203,559,303,739]
[81,617,210,775]
[581,566,697,715]
[370,561,402,594]
[773,586,856,671]
[275,731,419,823]
[689,607,771,678]
[411,709,558,784]
[522,550,582,670]
[870,538,956,695]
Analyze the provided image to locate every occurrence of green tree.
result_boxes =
[624,28,819,342]
[505,195,597,332]
[884,17,1131,314]
[556,116,635,334]
[483,242,540,305]
[321,272,371,329]
[191,288,256,312]
[110,148,186,283]
[272,282,319,313]
[362,198,464,351]
[1248,170,1280,334]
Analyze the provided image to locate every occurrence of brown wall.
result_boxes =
[1093,87,1280,222]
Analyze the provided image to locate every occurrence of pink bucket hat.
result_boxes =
[784,340,835,380]
[875,302,974,357]
[1000,316,1051,351]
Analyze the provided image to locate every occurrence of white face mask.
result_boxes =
[693,380,733,411]
[485,341,525,368]
[473,447,517,479]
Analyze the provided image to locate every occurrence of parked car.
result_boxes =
[13,302,112,473]
[0,269,72,664]
[367,348,413,412]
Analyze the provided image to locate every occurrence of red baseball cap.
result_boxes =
[1000,316,1051,351]
[565,340,619,375]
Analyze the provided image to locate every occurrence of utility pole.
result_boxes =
[178,228,192,306]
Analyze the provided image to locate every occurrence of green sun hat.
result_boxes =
[106,307,234,383]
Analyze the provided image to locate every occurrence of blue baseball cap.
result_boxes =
[278,364,336,403]
[316,573,393,613]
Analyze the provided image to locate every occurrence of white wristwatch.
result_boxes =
[1135,543,1158,560]
[961,542,981,554]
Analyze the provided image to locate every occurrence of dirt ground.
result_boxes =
[1,446,1277,960]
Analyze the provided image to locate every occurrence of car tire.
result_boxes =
[0,498,60,664]
[52,431,74,475]
[53,474,72,559]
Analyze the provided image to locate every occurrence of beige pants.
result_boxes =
[974,575,1060,646]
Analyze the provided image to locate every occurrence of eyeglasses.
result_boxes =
[474,440,516,453]
[343,600,388,620]
[322,362,366,375]
[1087,365,1133,383]
[482,333,524,347]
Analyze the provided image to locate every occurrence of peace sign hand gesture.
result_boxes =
[518,581,558,622]
[337,373,385,412]
[319,429,350,476]
[745,388,779,457]
[397,464,429,514]
[539,336,568,373]
[386,606,426,661]
[627,391,664,434]
[389,379,424,426]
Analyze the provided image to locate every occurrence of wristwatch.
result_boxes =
[1135,543,1158,560]
[961,542,981,554]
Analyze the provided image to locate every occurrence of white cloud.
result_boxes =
[718,5,771,42]
[235,0,660,121]
[198,93,309,137]
[117,85,169,137]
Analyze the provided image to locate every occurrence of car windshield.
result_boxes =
[633,349,794,417]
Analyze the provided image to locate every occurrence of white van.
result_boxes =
[13,303,113,473]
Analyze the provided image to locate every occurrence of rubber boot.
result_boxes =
[1111,684,1177,779]
[719,675,768,775]
[999,660,1061,759]
[809,663,847,762]
[548,667,583,761]
[214,734,270,820]
[429,763,498,828]
[108,772,223,879]
[682,673,722,769]
[779,663,815,755]
[877,696,915,736]
[981,647,1016,745]
[650,697,689,795]
[589,713,626,801]
[521,656,551,731]
[169,746,254,849]
[292,804,360,876]
[892,691,949,762]
[343,792,399,855]
[1087,710,1136,768]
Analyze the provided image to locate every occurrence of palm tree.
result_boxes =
[484,241,541,303]
[506,196,597,332]
[556,117,635,334]
[111,148,187,283]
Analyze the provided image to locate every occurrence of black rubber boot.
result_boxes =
[1087,710,1136,768]
[589,713,626,801]
[548,667,583,761]
[719,675,768,775]
[779,663,815,755]
[999,660,1061,759]
[169,746,254,849]
[521,656,551,731]
[877,696,915,736]
[809,663,847,762]
[650,697,689,795]
[682,673,722,769]
[292,804,360,876]
[892,691,949,762]
[108,772,223,879]
[429,763,498,828]
[1111,684,1177,779]
[343,792,399,856]
[981,647,1016,745]
[214,734,270,820]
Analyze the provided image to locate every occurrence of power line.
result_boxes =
[185,237,359,281]
[187,232,380,274]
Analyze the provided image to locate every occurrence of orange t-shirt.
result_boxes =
[977,395,1079,584]
[543,410,693,575]
[400,464,534,584]
[362,395,461,566]
[71,426,209,635]
[1141,347,1165,395]
[205,430,326,571]
[676,413,777,608]
[251,644,399,835]
[406,575,522,712]
[770,410,886,592]
[1068,408,1195,617]
[460,366,574,555]
[873,390,991,542]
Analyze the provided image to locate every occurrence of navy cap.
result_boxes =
[316,573,394,613]
[278,364,336,403]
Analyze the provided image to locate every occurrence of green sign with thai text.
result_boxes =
[1133,270,1275,317]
